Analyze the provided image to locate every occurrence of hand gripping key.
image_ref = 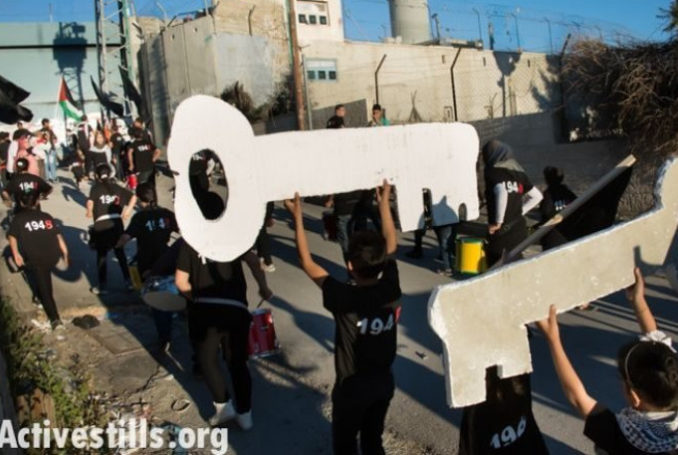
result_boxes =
[168,95,480,262]
[428,158,678,408]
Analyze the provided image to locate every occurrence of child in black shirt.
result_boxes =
[2,157,52,209]
[117,183,178,349]
[7,192,69,329]
[538,268,678,454]
[285,180,401,454]
[458,368,549,454]
[175,196,272,431]
[86,164,136,294]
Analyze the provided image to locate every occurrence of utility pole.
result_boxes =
[94,0,137,120]
[288,0,306,130]
[431,13,441,41]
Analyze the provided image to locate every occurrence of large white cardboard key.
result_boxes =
[168,95,480,262]
[429,158,678,408]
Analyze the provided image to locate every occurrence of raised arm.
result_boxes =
[121,195,137,221]
[625,267,657,334]
[537,305,598,418]
[85,199,94,218]
[377,180,396,255]
[285,193,329,288]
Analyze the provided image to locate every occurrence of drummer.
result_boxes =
[175,194,273,431]
[116,183,178,352]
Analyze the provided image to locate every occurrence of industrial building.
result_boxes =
[138,0,561,145]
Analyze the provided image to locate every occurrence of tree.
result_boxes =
[659,0,678,35]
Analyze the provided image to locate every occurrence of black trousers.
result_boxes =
[189,303,252,413]
[26,265,60,322]
[96,246,130,287]
[137,169,155,189]
[332,373,395,455]
[255,227,272,265]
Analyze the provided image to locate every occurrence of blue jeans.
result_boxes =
[44,149,57,181]
[336,214,354,262]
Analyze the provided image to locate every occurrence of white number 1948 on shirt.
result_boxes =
[357,313,396,336]
[24,220,53,232]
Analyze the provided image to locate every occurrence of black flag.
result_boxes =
[119,68,148,121]
[90,76,124,117]
[0,75,33,124]
[559,167,633,240]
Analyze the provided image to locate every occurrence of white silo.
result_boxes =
[389,0,431,44]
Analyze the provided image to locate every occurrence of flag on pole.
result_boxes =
[90,76,124,118]
[58,76,83,121]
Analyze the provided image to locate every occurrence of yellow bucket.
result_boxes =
[129,265,143,290]
[456,237,487,275]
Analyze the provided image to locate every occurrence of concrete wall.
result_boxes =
[303,41,560,127]
[141,2,293,145]
[214,34,279,107]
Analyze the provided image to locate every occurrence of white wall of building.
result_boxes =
[303,40,560,126]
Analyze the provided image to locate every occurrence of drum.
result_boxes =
[141,276,186,312]
[248,308,280,358]
[127,173,138,190]
[456,237,487,276]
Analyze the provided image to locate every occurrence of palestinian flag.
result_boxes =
[58,76,83,120]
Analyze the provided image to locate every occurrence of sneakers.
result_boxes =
[436,268,453,277]
[236,411,253,431]
[260,259,276,273]
[90,286,108,295]
[51,320,65,331]
[208,401,236,426]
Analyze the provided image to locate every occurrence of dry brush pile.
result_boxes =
[563,38,678,157]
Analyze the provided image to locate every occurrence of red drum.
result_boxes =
[127,173,138,190]
[248,309,280,358]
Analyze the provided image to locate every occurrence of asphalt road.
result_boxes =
[8,168,678,455]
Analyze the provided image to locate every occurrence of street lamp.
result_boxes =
[472,8,482,44]
[544,17,553,54]
[510,12,521,51]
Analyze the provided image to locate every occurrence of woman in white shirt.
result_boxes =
[88,130,114,180]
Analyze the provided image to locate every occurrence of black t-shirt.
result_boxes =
[88,182,132,230]
[5,173,52,204]
[321,257,402,384]
[585,407,678,455]
[76,123,92,152]
[7,208,61,267]
[540,183,577,222]
[126,206,177,275]
[110,132,125,157]
[484,167,534,226]
[458,374,549,455]
[129,139,156,172]
[176,242,248,304]
[333,190,364,216]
